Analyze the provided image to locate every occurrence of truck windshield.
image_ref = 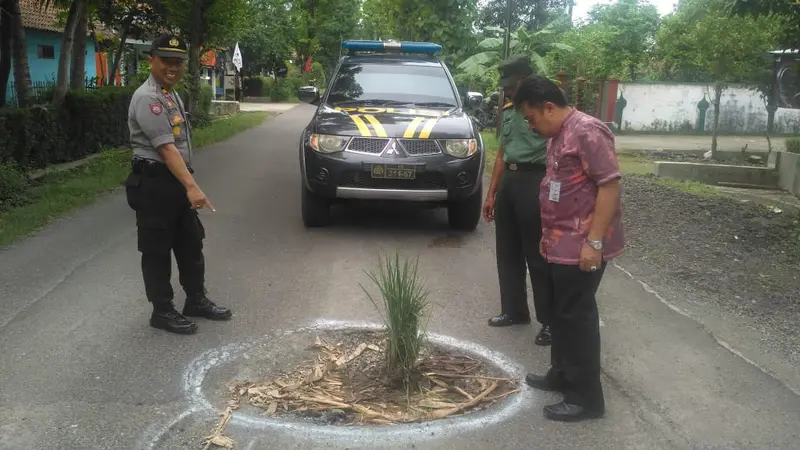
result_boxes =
[326,61,458,107]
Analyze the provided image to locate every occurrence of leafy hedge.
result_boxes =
[0,83,213,170]
[787,137,800,154]
[0,161,31,213]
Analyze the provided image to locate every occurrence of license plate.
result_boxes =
[370,164,416,180]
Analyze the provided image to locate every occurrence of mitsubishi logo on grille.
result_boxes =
[384,139,401,156]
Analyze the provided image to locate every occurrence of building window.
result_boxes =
[37,45,55,59]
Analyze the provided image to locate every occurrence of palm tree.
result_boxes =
[39,0,87,106]
[1,0,32,106]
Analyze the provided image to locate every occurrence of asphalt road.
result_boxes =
[1,105,798,450]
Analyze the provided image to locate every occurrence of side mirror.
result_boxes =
[466,91,484,110]
[298,86,320,105]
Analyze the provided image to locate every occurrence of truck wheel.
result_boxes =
[301,181,331,227]
[447,182,482,231]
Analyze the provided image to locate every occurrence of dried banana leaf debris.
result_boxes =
[227,335,520,426]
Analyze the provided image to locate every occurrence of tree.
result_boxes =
[94,0,169,86]
[583,0,660,81]
[356,0,481,68]
[1,0,31,106]
[726,0,799,51]
[70,3,89,89]
[458,21,574,81]
[41,0,87,106]
[655,0,782,157]
[238,0,296,76]
[477,0,570,33]
[158,0,248,114]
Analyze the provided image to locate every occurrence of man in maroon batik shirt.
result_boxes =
[512,75,625,422]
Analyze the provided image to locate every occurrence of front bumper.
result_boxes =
[300,136,484,203]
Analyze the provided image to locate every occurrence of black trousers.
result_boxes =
[542,261,607,411]
[124,159,206,309]
[494,166,550,325]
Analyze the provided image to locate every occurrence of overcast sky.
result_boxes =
[571,0,678,23]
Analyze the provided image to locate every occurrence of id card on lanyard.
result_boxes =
[549,151,562,203]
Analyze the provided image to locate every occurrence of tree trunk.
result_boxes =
[0,0,12,107]
[186,0,204,114]
[52,0,84,106]
[7,0,29,107]
[711,83,723,160]
[70,6,89,90]
[108,20,130,86]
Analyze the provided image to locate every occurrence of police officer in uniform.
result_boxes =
[483,55,551,346]
[125,34,232,334]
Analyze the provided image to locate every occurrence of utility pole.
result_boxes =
[502,0,512,59]
[497,0,512,137]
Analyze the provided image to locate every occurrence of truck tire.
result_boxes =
[447,182,482,231]
[301,181,331,227]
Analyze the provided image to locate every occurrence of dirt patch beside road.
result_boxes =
[616,174,800,367]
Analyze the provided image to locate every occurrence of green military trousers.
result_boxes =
[494,164,551,325]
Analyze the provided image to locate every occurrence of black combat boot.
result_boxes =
[150,302,198,334]
[182,293,232,321]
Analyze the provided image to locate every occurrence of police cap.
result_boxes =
[498,55,533,88]
[150,34,189,60]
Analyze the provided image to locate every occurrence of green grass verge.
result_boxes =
[0,111,271,249]
[480,132,720,198]
[480,131,500,172]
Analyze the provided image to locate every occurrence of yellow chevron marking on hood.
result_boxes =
[362,114,387,137]
[403,117,425,138]
[418,118,440,139]
[335,106,447,117]
[349,115,371,136]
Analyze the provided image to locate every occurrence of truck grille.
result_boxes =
[346,138,389,154]
[398,139,442,156]
[340,171,447,190]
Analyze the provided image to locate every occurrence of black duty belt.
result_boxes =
[132,157,193,176]
[505,162,545,172]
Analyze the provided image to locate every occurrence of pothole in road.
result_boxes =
[193,321,528,446]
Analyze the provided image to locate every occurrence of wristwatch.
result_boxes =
[586,239,603,251]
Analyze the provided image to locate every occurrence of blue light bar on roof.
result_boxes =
[342,40,442,54]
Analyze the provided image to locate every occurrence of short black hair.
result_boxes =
[513,75,568,109]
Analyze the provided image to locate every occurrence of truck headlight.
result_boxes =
[309,134,349,154]
[442,139,478,158]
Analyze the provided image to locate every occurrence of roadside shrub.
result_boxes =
[303,61,327,89]
[0,161,32,212]
[787,138,800,154]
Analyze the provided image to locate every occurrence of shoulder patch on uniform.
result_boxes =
[503,101,513,110]
[149,103,163,115]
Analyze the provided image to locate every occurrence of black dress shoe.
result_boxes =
[488,313,531,327]
[150,310,198,335]
[525,373,566,392]
[535,325,552,346]
[543,401,604,422]
[183,295,232,320]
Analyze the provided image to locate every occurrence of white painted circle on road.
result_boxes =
[181,319,535,442]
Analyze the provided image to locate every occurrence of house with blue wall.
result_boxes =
[5,0,100,102]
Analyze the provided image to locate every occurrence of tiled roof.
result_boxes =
[19,0,113,37]
[20,0,62,32]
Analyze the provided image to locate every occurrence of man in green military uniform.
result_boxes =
[483,55,551,346]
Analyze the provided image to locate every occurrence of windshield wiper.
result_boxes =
[410,102,457,108]
[332,99,411,106]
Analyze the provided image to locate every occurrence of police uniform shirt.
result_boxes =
[501,101,547,165]
[129,74,193,166]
